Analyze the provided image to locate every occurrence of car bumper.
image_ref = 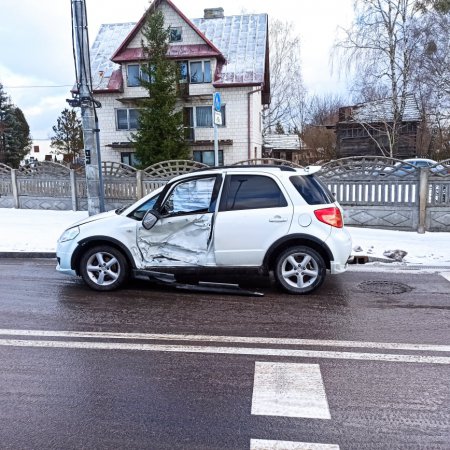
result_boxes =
[56,240,77,276]
[56,263,77,277]
[326,226,352,275]
[330,260,348,274]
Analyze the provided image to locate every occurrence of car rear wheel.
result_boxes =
[274,246,326,294]
[79,245,128,291]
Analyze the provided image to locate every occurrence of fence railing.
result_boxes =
[1,157,449,231]
[318,156,450,232]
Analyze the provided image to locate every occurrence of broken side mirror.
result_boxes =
[142,210,161,230]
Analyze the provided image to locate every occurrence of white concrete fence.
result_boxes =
[1,157,449,232]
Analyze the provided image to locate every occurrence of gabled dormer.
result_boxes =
[108,0,224,94]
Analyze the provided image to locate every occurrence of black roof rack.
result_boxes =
[193,164,298,173]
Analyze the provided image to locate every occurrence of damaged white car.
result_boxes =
[56,165,352,294]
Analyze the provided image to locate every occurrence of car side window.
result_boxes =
[222,175,288,211]
[161,177,216,216]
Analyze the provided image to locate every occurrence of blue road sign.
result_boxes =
[213,92,221,112]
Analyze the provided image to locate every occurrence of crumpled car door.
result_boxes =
[137,176,218,267]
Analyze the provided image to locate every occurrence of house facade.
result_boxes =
[335,95,421,159]
[89,0,270,166]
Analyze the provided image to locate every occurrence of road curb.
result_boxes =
[0,252,56,259]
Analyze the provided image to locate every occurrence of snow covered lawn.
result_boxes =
[0,208,449,266]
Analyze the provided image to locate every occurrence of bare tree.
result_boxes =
[411,5,450,158]
[334,0,424,157]
[264,19,306,134]
[301,94,345,161]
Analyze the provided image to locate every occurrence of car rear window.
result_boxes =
[290,175,335,205]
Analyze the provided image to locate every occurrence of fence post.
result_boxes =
[417,168,428,233]
[70,169,78,211]
[11,169,19,209]
[136,170,144,200]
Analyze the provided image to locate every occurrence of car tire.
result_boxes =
[79,245,129,291]
[274,246,326,295]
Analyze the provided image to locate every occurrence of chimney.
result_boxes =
[204,7,224,19]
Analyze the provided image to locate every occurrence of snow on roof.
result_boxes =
[90,23,136,91]
[342,94,421,123]
[264,134,303,151]
[192,14,268,84]
[89,12,268,90]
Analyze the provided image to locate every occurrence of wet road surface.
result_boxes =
[0,258,449,449]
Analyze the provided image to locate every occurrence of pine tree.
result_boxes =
[0,83,9,164]
[50,108,84,163]
[132,10,189,167]
[0,83,32,167]
[275,121,285,134]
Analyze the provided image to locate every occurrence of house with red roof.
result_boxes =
[89,0,270,166]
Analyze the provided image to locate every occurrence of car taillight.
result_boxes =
[314,207,343,228]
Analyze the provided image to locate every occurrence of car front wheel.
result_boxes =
[79,245,128,291]
[274,246,326,294]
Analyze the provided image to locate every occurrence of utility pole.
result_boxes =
[69,0,104,215]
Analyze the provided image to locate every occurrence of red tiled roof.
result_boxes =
[112,45,221,63]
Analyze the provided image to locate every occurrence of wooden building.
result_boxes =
[335,95,421,158]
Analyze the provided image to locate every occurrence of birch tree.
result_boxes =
[334,0,423,157]
[264,19,306,134]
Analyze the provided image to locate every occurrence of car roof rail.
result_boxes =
[193,164,298,173]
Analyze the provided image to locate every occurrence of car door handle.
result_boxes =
[269,216,288,223]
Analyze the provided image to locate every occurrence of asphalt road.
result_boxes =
[0,258,449,449]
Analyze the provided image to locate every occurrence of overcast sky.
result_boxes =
[0,0,353,144]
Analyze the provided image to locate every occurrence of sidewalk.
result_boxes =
[1,208,450,268]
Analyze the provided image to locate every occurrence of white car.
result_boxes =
[391,158,448,176]
[56,165,352,295]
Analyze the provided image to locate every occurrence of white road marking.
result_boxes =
[251,362,331,419]
[1,338,449,364]
[440,272,450,283]
[0,329,448,352]
[251,439,339,450]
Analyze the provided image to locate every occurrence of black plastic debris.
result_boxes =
[135,270,264,297]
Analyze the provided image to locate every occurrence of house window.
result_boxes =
[179,61,188,82]
[189,60,212,83]
[127,64,154,86]
[196,106,213,127]
[121,152,139,167]
[183,107,195,140]
[192,105,226,128]
[193,150,223,166]
[169,27,182,42]
[127,64,140,87]
[116,109,139,130]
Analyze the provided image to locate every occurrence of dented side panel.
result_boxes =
[137,213,214,266]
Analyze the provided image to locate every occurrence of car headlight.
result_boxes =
[58,226,80,243]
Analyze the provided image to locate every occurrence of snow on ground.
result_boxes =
[0,209,87,253]
[348,227,450,266]
[0,208,449,267]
